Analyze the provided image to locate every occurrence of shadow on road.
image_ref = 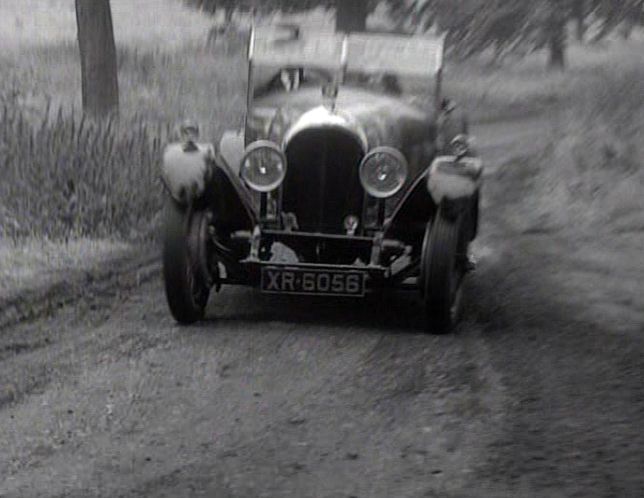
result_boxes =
[200,287,432,334]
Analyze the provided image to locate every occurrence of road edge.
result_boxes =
[0,244,161,331]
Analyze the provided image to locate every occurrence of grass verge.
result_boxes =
[0,239,161,331]
[524,66,644,233]
[0,238,130,297]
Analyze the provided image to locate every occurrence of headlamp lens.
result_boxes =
[240,141,287,193]
[359,147,408,199]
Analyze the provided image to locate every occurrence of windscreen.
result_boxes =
[344,34,444,98]
[346,34,444,78]
[249,27,444,100]
[250,27,343,98]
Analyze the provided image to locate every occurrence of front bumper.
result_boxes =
[222,228,418,293]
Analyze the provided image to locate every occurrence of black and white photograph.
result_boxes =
[0,0,642,496]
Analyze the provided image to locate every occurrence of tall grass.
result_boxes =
[527,66,644,232]
[0,44,245,240]
[0,104,166,239]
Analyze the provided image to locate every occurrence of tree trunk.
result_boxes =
[548,33,566,69]
[75,0,119,116]
[573,0,586,41]
[546,5,566,70]
[620,22,634,40]
[336,0,368,33]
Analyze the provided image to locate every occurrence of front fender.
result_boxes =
[427,155,483,206]
[161,142,215,204]
[385,155,483,246]
[162,136,257,237]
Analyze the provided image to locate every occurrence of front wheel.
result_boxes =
[420,212,467,334]
[162,198,211,324]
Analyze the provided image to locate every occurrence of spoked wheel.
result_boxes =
[420,211,468,334]
[162,198,212,325]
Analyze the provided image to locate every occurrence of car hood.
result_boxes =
[248,86,436,153]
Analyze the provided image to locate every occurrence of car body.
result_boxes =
[160,26,483,333]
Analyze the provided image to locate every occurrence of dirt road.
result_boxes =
[1,117,642,498]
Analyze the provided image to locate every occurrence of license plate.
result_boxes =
[261,267,367,297]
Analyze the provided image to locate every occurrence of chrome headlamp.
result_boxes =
[240,140,287,193]
[359,146,408,199]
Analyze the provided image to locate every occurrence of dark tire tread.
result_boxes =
[162,199,209,324]
[422,214,462,334]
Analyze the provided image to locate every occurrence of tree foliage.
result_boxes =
[187,0,644,68]
[392,0,644,68]
[185,0,378,32]
[590,0,644,39]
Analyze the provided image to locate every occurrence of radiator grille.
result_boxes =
[283,129,364,233]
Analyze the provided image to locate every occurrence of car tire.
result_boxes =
[421,212,466,334]
[162,197,211,325]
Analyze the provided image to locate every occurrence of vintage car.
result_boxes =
[160,26,483,333]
